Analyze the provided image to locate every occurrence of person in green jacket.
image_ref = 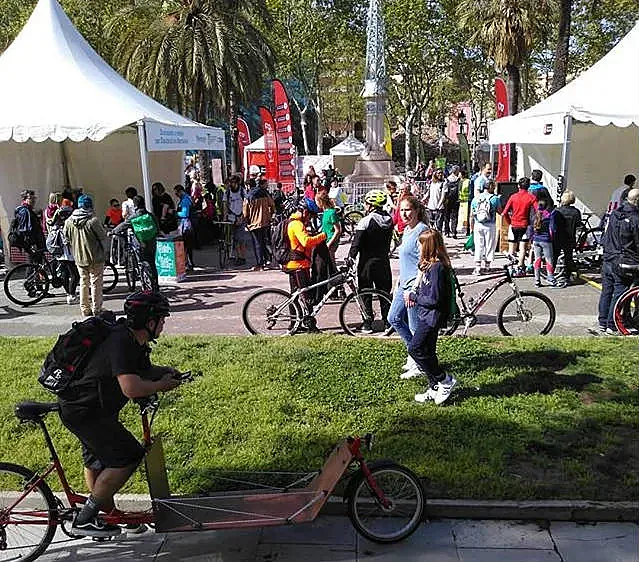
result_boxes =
[63,195,107,318]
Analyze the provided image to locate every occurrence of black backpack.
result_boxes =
[270,216,306,267]
[38,314,121,395]
[446,178,460,203]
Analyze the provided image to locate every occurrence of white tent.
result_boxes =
[489,22,639,215]
[0,0,225,241]
[329,135,365,156]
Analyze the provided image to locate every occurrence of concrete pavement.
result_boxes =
[35,516,638,562]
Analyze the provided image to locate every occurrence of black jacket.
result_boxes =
[603,202,639,265]
[349,209,393,264]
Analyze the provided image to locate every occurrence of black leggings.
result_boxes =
[59,260,79,295]
[357,258,392,321]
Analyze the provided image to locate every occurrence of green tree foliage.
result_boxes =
[456,0,555,116]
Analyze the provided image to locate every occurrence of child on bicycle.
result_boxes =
[405,230,456,405]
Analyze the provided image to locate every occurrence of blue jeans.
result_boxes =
[598,261,631,330]
[388,286,419,346]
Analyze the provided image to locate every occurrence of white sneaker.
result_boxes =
[414,386,438,403]
[66,294,78,305]
[400,368,424,380]
[434,375,457,405]
[402,357,417,371]
[472,267,481,276]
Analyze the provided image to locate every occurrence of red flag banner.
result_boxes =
[272,79,296,184]
[259,106,279,181]
[495,78,510,182]
[237,117,251,177]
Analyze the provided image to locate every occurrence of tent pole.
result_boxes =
[558,114,573,202]
[137,121,153,213]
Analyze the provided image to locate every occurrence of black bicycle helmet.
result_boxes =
[124,291,170,329]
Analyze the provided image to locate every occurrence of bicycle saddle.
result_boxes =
[15,401,59,421]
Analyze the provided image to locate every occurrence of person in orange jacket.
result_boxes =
[286,199,327,331]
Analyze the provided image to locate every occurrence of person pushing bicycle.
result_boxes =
[58,292,181,538]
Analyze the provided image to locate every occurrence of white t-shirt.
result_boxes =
[427,182,446,210]
[608,185,630,214]
[121,198,135,220]
[225,188,245,220]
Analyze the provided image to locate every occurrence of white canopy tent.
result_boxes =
[0,0,225,243]
[489,22,639,215]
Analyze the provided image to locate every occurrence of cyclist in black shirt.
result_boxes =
[58,292,180,537]
[348,189,394,332]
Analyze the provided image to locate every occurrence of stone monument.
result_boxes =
[346,0,397,185]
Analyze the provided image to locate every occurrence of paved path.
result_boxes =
[35,517,638,562]
[0,238,602,337]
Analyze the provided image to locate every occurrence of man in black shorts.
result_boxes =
[58,292,181,537]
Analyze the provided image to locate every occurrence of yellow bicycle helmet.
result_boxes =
[364,189,387,208]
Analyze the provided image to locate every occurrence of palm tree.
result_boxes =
[107,0,275,174]
[551,0,572,93]
[457,0,555,116]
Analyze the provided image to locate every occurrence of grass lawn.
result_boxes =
[0,335,636,501]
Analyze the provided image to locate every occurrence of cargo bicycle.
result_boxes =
[0,372,424,562]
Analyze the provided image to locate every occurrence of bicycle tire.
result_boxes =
[347,463,424,544]
[218,240,229,270]
[3,263,50,307]
[497,291,556,336]
[125,253,139,291]
[576,227,604,251]
[339,289,394,337]
[0,462,58,562]
[614,286,639,336]
[139,262,154,292]
[102,261,119,294]
[343,211,364,241]
[241,288,302,336]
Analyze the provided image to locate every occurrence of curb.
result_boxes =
[108,494,639,523]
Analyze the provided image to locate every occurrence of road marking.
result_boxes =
[578,274,602,291]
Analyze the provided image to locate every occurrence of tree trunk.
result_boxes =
[193,78,212,185]
[293,99,310,155]
[551,0,572,94]
[404,110,415,171]
[315,94,322,155]
[229,91,238,175]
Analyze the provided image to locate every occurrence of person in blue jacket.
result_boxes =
[405,229,456,405]
[173,184,195,269]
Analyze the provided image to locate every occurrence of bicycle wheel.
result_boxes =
[439,310,461,336]
[139,262,154,291]
[0,462,57,562]
[125,253,139,291]
[576,227,604,251]
[242,288,302,336]
[102,262,118,294]
[339,289,393,336]
[614,286,639,335]
[497,291,556,336]
[347,463,424,544]
[3,263,50,306]
[343,211,364,242]
[218,240,229,270]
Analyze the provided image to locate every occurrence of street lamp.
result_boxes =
[457,110,467,135]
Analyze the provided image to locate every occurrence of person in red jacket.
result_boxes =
[502,177,537,276]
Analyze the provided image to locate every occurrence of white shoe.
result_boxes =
[414,386,438,403]
[66,294,78,305]
[402,357,417,371]
[434,375,457,405]
[400,368,424,380]
[472,267,481,276]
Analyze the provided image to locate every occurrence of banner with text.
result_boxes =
[494,78,510,182]
[145,121,225,152]
[236,118,251,177]
[259,106,279,181]
[272,79,295,184]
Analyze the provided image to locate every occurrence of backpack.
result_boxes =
[130,212,158,243]
[445,178,460,203]
[270,217,305,267]
[475,196,492,223]
[8,206,30,248]
[38,315,121,395]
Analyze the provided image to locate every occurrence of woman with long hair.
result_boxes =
[405,230,456,405]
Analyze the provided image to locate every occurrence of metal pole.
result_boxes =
[137,121,153,213]
[558,114,573,202]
